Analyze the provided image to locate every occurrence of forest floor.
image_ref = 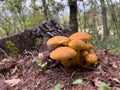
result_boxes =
[0,49,120,90]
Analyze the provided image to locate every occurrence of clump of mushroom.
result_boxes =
[46,32,98,68]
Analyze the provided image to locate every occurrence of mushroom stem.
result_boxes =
[61,59,72,67]
[83,62,92,67]
[72,50,81,66]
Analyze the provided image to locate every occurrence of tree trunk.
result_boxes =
[100,0,109,38]
[68,0,78,33]
[106,0,119,36]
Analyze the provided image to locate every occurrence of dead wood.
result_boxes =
[0,19,72,57]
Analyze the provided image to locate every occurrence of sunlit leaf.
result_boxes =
[54,84,61,90]
[36,60,42,66]
[99,82,110,90]
[41,62,47,68]
[72,79,83,85]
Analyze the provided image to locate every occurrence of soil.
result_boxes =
[0,49,120,90]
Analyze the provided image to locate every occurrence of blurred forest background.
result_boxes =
[0,0,120,53]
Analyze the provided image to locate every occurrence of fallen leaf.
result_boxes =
[4,79,21,87]
[72,79,83,85]
[112,78,120,83]
[38,53,44,60]
[54,84,61,90]
[92,78,100,87]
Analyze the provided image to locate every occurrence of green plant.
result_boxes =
[6,40,18,55]
[72,79,83,85]
[54,84,61,90]
[32,58,47,68]
[34,38,41,49]
[36,60,47,68]
[98,82,110,90]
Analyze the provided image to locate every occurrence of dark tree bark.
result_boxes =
[0,19,72,56]
[68,0,78,33]
[100,0,109,38]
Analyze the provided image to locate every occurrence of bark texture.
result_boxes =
[0,19,72,56]
[68,0,78,33]
[100,0,109,38]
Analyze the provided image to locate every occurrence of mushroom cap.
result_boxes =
[84,54,98,64]
[47,36,70,46]
[50,47,77,60]
[69,32,92,42]
[88,49,94,54]
[68,38,87,50]
[81,50,89,57]
[86,43,94,50]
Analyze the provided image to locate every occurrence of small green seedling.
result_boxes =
[99,82,110,90]
[72,79,83,85]
[35,60,47,68]
[32,58,47,68]
[54,84,61,90]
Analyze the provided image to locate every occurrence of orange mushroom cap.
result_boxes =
[84,53,98,64]
[50,47,77,60]
[85,43,94,50]
[81,50,89,57]
[88,49,94,54]
[46,36,70,46]
[50,47,77,67]
[68,38,87,50]
[69,32,92,42]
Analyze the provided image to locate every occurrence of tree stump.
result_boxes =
[0,19,72,57]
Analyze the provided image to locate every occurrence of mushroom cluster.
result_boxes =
[46,32,98,68]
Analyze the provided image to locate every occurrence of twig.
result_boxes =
[70,71,76,81]
[0,48,9,58]
[24,49,35,58]
[59,66,69,77]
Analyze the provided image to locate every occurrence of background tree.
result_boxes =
[68,0,78,33]
[100,0,109,39]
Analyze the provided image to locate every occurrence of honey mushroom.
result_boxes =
[46,32,98,68]
[85,43,95,54]
[68,38,87,66]
[69,32,92,42]
[50,47,77,67]
[68,32,93,66]
[83,53,98,67]
[46,36,70,47]
[80,42,97,67]
[81,50,89,57]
